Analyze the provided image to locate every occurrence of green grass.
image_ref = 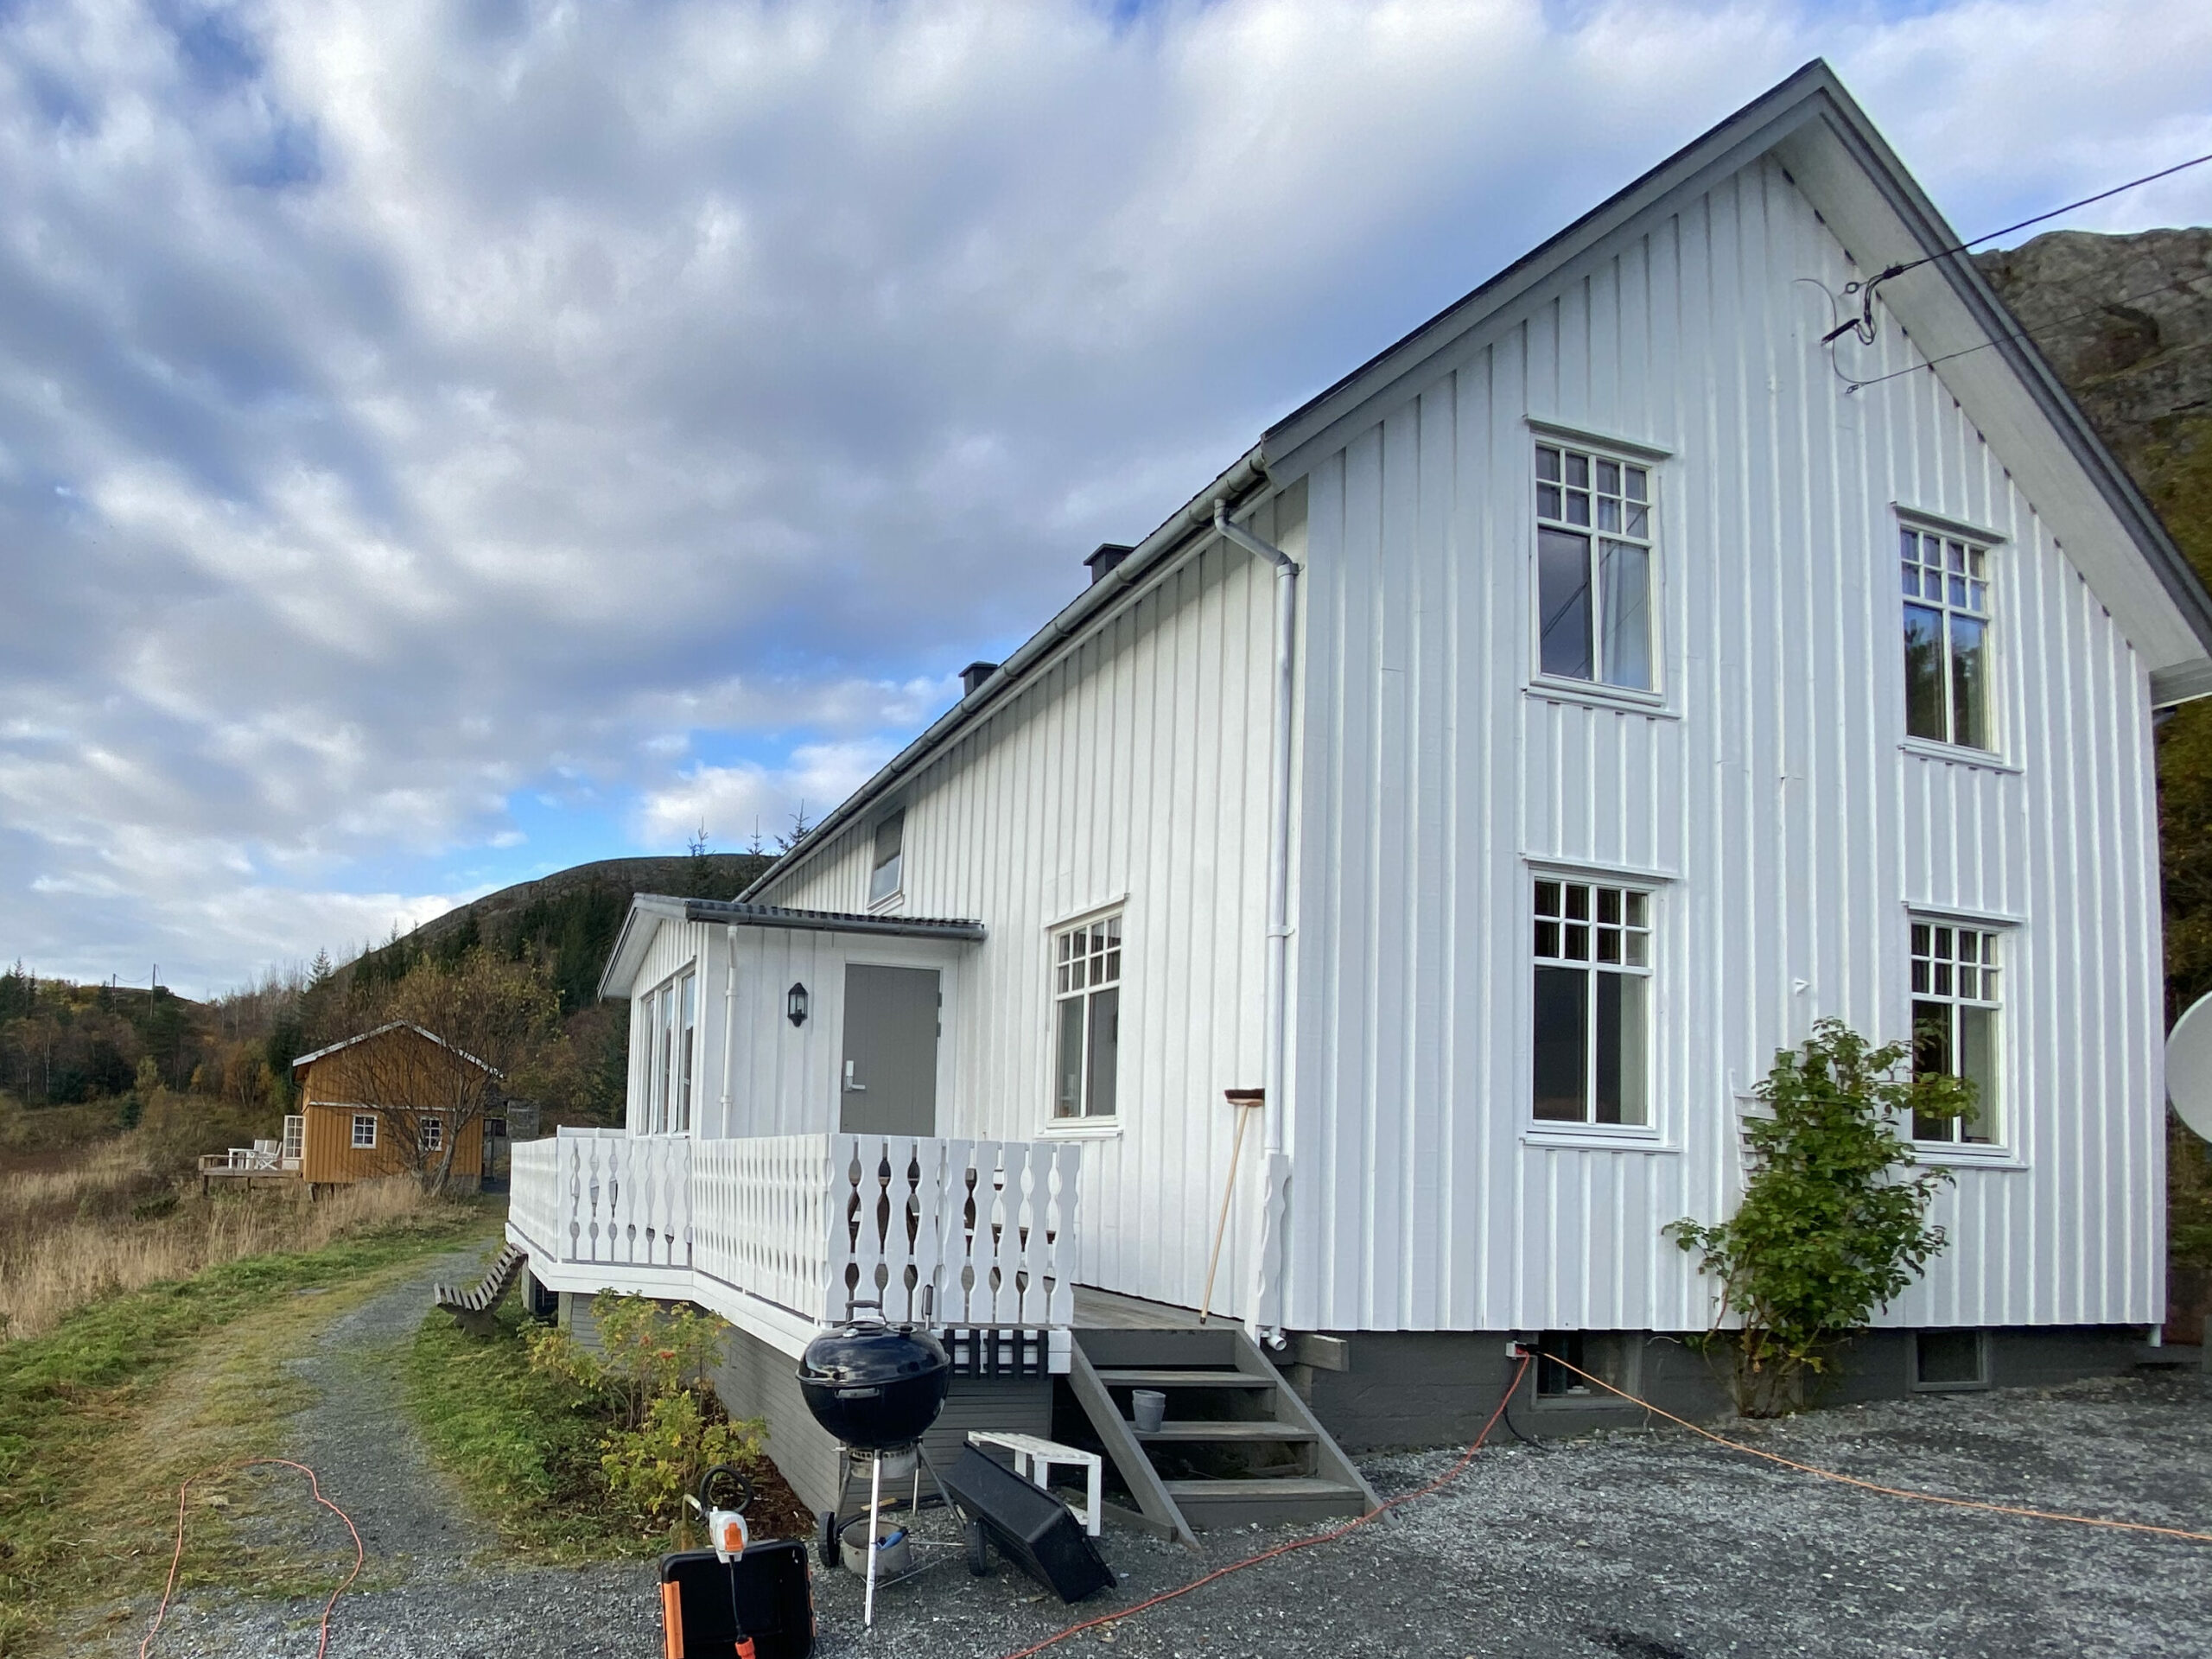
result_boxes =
[0,1205,497,1656]
[399,1302,658,1560]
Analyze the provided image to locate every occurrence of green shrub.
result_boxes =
[1667,1019,1974,1415]
[521,1292,767,1538]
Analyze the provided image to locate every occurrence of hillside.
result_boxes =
[363,850,777,1014]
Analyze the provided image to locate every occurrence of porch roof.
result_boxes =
[599,893,987,1000]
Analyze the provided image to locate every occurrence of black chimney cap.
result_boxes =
[960,661,1000,696]
[1084,543,1135,585]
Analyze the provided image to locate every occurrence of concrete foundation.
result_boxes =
[1287,1325,2153,1451]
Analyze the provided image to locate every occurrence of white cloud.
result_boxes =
[0,0,2206,992]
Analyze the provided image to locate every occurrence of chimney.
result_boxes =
[960,661,1000,696]
[1084,543,1135,585]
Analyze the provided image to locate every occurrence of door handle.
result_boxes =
[843,1059,867,1093]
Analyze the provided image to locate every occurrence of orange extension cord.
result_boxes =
[995,1353,1534,1659]
[139,1459,366,1659]
[1538,1351,2212,1546]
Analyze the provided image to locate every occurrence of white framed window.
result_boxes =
[1910,920,2000,1144]
[868,811,906,906]
[420,1116,443,1152]
[1532,879,1651,1126]
[643,967,698,1135]
[281,1115,303,1162]
[351,1112,378,1149]
[1900,525,1992,750]
[1535,442,1654,691]
[1052,914,1122,1120]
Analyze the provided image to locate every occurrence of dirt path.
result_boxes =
[83,1245,661,1659]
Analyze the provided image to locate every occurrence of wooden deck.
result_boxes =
[1072,1286,1208,1330]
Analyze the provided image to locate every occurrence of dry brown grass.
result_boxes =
[0,1156,462,1342]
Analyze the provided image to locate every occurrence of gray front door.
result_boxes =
[840,964,939,1135]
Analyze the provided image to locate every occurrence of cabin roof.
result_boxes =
[290,1020,500,1078]
[597,894,988,1001]
[746,58,2212,903]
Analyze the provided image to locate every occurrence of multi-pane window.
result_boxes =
[351,1112,377,1149]
[1910,923,1999,1144]
[1053,915,1122,1119]
[645,968,697,1135]
[1901,528,1991,749]
[1532,880,1651,1126]
[420,1116,443,1152]
[869,811,905,906]
[1536,443,1654,690]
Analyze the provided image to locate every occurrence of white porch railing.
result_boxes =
[508,1129,1081,1355]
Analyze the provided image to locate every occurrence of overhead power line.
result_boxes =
[1823,149,2212,347]
[1843,270,2211,395]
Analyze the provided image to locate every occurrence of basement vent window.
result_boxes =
[1534,1332,1637,1402]
[1913,1329,1989,1391]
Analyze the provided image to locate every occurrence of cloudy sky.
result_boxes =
[3,0,2209,996]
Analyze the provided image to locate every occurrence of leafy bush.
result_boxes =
[524,1292,766,1535]
[1667,1019,1974,1415]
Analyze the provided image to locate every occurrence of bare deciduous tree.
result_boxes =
[336,950,560,1191]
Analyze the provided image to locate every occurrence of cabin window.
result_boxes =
[1535,442,1653,690]
[1900,527,1991,749]
[1052,914,1122,1119]
[420,1116,443,1151]
[1532,880,1651,1126]
[351,1113,378,1149]
[869,811,906,906]
[1910,921,2001,1144]
[677,969,697,1134]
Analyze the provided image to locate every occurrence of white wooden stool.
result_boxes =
[965,1430,1104,1537]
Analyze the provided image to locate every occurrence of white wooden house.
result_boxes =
[508,62,2212,1529]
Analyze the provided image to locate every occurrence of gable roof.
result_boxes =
[290,1020,500,1078]
[597,893,988,1001]
[750,60,2212,901]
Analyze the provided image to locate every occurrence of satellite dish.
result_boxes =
[2167,992,2212,1141]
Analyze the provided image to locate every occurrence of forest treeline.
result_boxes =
[1,846,776,1126]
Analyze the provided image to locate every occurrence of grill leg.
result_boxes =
[863,1454,882,1629]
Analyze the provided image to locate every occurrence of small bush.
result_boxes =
[1667,1018,1973,1415]
[522,1293,767,1538]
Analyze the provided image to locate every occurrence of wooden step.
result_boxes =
[1092,1368,1274,1389]
[1135,1421,1318,1444]
[1162,1477,1370,1528]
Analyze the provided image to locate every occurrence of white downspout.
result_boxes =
[1213,499,1298,1343]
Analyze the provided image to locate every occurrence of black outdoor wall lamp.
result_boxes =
[787,982,810,1027]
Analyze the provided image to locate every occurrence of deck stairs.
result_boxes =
[1067,1325,1378,1546]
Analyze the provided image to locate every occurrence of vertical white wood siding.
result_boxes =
[1283,153,2163,1336]
[756,513,1300,1317]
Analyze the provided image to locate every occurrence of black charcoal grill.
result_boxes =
[796,1309,950,1450]
[797,1301,956,1628]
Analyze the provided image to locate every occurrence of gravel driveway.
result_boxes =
[99,1273,2212,1659]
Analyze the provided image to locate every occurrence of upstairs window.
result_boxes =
[1910,922,1999,1145]
[1536,442,1654,690]
[869,811,906,906]
[1053,914,1122,1120]
[1533,879,1651,1127]
[1901,527,1991,749]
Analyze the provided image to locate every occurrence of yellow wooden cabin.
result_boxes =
[289,1022,499,1190]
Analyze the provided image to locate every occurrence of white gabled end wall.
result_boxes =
[1282,153,2164,1338]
